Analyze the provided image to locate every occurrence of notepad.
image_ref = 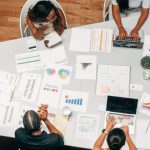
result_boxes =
[69,28,113,52]
[44,31,62,47]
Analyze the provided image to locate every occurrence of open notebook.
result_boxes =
[104,96,138,134]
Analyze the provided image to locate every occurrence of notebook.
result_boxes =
[104,96,138,134]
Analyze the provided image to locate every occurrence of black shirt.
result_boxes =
[15,128,64,150]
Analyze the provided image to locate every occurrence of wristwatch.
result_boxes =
[102,129,108,135]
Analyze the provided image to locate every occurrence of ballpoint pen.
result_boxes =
[145,121,150,133]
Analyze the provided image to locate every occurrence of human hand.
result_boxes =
[39,24,48,31]
[143,103,150,109]
[38,104,48,121]
[130,28,139,41]
[121,125,129,137]
[119,27,127,40]
[106,116,116,132]
[44,40,49,47]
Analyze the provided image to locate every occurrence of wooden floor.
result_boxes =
[0,0,104,41]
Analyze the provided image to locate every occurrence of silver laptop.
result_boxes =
[104,96,138,134]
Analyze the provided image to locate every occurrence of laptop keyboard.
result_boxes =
[107,112,134,125]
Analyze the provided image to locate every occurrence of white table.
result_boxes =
[0,15,150,149]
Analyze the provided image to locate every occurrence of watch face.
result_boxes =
[102,129,105,133]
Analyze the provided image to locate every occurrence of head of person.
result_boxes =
[23,110,41,133]
[107,128,126,150]
[28,1,58,23]
[116,0,129,12]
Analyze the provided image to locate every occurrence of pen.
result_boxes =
[145,121,150,133]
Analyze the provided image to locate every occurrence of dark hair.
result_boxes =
[23,110,40,133]
[107,128,126,150]
[28,1,58,22]
[116,0,129,12]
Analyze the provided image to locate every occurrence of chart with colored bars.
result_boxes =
[65,98,83,105]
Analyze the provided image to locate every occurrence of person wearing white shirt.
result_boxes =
[112,0,150,40]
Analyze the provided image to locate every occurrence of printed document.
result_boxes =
[96,65,130,97]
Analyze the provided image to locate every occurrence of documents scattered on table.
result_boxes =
[75,55,97,80]
[69,27,113,52]
[59,89,89,112]
[96,65,130,97]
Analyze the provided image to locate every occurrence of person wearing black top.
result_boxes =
[15,105,64,150]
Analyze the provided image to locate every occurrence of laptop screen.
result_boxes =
[106,96,138,114]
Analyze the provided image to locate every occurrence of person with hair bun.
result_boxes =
[93,116,137,150]
[26,1,66,40]
[15,105,64,150]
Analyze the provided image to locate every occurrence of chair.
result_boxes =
[20,0,68,37]
[103,0,112,21]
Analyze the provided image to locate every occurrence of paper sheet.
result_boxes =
[0,102,21,128]
[143,35,150,56]
[136,119,150,149]
[44,64,72,85]
[72,114,99,148]
[40,44,67,67]
[96,65,130,97]
[37,82,61,109]
[59,89,88,112]
[0,71,19,105]
[75,55,97,79]
[91,28,113,52]
[42,113,68,136]
[69,28,92,52]
[15,51,42,73]
[14,73,41,103]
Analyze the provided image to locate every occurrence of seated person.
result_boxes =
[15,104,64,150]
[112,0,150,40]
[93,116,137,150]
[26,1,66,40]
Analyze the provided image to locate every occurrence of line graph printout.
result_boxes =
[96,65,130,97]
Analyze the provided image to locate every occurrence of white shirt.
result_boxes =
[112,0,150,8]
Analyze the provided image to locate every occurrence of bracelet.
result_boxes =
[119,26,124,30]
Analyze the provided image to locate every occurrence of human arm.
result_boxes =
[37,104,64,138]
[121,126,137,150]
[54,8,66,35]
[130,8,149,39]
[112,4,127,39]
[26,16,47,40]
[93,116,116,150]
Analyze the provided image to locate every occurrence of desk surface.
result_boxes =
[0,15,150,149]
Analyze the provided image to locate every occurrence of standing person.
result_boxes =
[93,116,137,150]
[26,1,66,40]
[15,104,64,150]
[112,0,150,40]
